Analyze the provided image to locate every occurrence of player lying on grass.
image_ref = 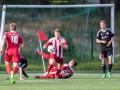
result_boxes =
[6,53,29,80]
[35,50,77,79]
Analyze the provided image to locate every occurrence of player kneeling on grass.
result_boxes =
[6,53,29,80]
[35,50,77,79]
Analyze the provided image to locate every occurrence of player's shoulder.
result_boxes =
[63,64,69,66]
[97,29,102,34]
[106,28,112,31]
[60,37,65,39]
[49,37,55,40]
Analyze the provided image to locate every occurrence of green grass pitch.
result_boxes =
[0,71,120,90]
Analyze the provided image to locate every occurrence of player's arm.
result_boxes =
[59,43,68,49]
[107,36,115,46]
[0,35,6,54]
[96,39,107,44]
[96,32,106,44]
[19,43,24,51]
[59,39,68,49]
[43,42,51,49]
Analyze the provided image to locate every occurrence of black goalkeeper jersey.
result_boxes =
[96,28,114,50]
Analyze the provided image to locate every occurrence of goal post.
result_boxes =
[0,4,115,66]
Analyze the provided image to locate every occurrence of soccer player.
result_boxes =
[35,59,77,79]
[43,29,68,75]
[0,23,24,83]
[6,53,29,80]
[19,53,29,80]
[96,20,115,78]
[35,49,77,79]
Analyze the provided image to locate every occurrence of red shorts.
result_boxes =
[4,48,20,64]
[50,53,63,65]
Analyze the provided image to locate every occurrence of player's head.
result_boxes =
[69,59,77,67]
[100,20,106,30]
[54,29,61,40]
[9,23,17,31]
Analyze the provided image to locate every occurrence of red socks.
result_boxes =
[6,65,12,75]
[13,66,19,74]
[38,51,50,60]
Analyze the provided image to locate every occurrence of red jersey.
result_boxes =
[58,64,73,78]
[4,31,23,63]
[45,37,68,58]
[4,31,23,50]
[39,64,73,79]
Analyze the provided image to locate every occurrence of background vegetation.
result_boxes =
[0,0,120,71]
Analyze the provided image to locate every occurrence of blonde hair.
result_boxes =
[100,20,106,24]
[54,29,61,33]
[9,23,17,30]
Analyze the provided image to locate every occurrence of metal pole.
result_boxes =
[0,5,6,65]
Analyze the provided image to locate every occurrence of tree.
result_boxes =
[100,0,111,28]
[115,0,120,13]
[40,0,50,5]
[0,0,6,5]
[29,0,38,18]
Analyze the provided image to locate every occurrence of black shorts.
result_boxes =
[100,49,113,59]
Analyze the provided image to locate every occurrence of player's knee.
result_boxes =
[49,59,55,64]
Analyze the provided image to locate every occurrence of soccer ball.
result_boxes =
[47,45,55,53]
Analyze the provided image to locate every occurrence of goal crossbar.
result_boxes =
[0,4,115,65]
[6,4,114,8]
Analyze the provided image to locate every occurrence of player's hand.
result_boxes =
[101,40,107,44]
[0,50,4,55]
[58,42,63,47]
[106,42,111,46]
[55,75,58,79]
[43,44,47,49]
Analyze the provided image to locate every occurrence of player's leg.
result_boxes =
[35,75,51,79]
[46,58,56,75]
[10,54,20,83]
[22,63,29,78]
[4,54,12,80]
[19,67,24,80]
[56,58,63,73]
[107,50,113,78]
[100,50,107,78]
[5,61,12,76]
[46,53,56,75]
[36,47,50,60]
[102,59,106,78]
[10,62,19,83]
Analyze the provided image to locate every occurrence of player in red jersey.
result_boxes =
[0,23,24,83]
[35,59,77,79]
[43,29,68,75]
[35,50,77,79]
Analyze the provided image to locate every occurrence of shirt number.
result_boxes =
[11,35,18,44]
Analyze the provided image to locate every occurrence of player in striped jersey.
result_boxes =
[43,29,68,75]
[35,49,77,79]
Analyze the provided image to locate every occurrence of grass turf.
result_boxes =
[0,72,120,90]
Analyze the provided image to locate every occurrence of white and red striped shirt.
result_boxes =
[45,37,68,58]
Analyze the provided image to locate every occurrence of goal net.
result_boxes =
[0,4,114,70]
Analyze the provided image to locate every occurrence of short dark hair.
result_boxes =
[72,59,77,67]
